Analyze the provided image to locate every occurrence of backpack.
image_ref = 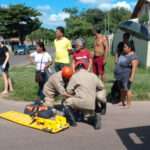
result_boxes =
[107,80,121,104]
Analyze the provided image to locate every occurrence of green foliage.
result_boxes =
[105,56,150,100]
[107,8,131,32]
[65,8,103,38]
[81,9,105,30]
[63,8,78,17]
[85,36,94,50]
[27,28,55,43]
[0,4,41,42]
[0,56,149,101]
[139,14,149,24]
[0,66,38,101]
[64,7,131,38]
[65,17,93,38]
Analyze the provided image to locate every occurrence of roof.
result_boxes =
[131,0,147,18]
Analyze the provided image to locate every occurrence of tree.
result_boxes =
[0,4,41,43]
[65,17,93,38]
[64,8,93,38]
[108,8,131,32]
[27,28,55,44]
[81,9,105,31]
[63,7,131,38]
[63,8,78,17]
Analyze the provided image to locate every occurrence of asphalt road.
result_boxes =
[2,48,150,150]
[0,100,150,150]
[10,55,29,66]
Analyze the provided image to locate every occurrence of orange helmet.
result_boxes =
[61,66,73,79]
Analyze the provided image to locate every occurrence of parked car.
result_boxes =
[26,45,36,52]
[14,45,36,55]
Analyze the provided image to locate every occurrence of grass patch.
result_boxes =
[105,55,150,100]
[0,66,38,101]
[0,55,149,101]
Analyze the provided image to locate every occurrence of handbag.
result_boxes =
[35,54,45,83]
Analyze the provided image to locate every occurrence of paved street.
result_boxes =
[10,55,29,66]
[1,0,150,149]
[0,99,150,150]
[2,48,150,150]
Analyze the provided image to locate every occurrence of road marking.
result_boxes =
[129,133,143,144]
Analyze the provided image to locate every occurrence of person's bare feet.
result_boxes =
[121,104,131,109]
[122,103,126,107]
[9,89,14,92]
[118,103,125,106]
[1,91,9,95]
[127,104,131,109]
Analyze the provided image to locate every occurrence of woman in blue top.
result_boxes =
[114,40,139,107]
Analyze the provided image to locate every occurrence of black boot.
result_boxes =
[96,101,107,115]
[63,106,77,127]
[101,102,107,115]
[93,112,101,130]
[94,100,103,130]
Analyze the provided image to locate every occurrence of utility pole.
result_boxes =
[104,15,107,34]
[107,12,110,34]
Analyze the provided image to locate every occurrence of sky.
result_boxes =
[0,0,137,29]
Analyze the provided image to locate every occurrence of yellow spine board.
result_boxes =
[0,111,69,133]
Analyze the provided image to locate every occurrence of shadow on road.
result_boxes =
[116,126,150,150]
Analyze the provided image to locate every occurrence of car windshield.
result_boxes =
[17,45,25,49]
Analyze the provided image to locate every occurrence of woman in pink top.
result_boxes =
[72,38,92,72]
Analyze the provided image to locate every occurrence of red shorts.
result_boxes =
[93,56,105,76]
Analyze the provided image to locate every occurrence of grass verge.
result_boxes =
[0,56,149,101]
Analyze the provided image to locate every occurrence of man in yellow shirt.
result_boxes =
[54,26,72,71]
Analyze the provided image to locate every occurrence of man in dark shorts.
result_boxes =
[93,29,109,81]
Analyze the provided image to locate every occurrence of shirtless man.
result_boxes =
[93,29,109,81]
